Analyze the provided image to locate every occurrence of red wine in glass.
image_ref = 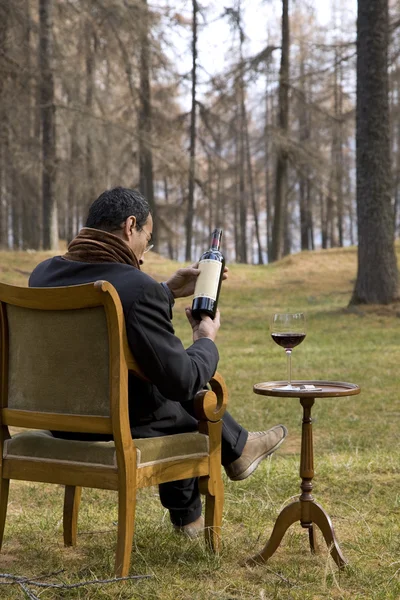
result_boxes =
[271,332,306,349]
[270,313,306,390]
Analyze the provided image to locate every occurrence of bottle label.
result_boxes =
[193,259,222,301]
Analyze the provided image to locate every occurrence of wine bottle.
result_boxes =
[191,228,225,320]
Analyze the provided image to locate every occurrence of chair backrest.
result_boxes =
[0,281,133,441]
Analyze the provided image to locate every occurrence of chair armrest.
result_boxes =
[193,371,228,423]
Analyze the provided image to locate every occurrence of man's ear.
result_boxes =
[123,215,136,237]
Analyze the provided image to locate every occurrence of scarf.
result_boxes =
[64,227,140,269]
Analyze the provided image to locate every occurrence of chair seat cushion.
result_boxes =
[4,430,209,468]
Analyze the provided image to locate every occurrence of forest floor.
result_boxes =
[1,245,400,599]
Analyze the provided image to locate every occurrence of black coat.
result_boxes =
[29,257,219,439]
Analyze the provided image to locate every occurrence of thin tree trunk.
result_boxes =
[333,46,344,247]
[270,0,290,262]
[0,0,10,248]
[185,0,198,261]
[237,23,247,263]
[244,105,263,264]
[139,0,157,248]
[163,178,174,259]
[264,80,272,261]
[298,40,312,251]
[320,192,328,249]
[22,0,39,249]
[85,19,96,212]
[306,178,314,250]
[39,0,58,250]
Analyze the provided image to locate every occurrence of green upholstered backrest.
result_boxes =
[6,304,110,416]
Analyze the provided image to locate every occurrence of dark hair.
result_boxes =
[85,187,151,232]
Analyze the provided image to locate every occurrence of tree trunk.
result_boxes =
[185,0,198,261]
[21,0,39,250]
[270,0,290,262]
[264,79,272,261]
[0,0,10,248]
[320,192,328,249]
[351,0,398,304]
[139,0,157,248]
[299,43,310,251]
[163,178,175,260]
[244,98,263,264]
[237,23,247,264]
[39,0,58,250]
[85,18,96,214]
[333,46,344,247]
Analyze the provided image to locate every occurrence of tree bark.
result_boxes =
[85,18,96,212]
[0,0,10,248]
[244,105,263,264]
[237,19,247,264]
[185,0,198,261]
[39,0,58,250]
[298,41,312,251]
[264,78,272,261]
[270,0,290,262]
[333,46,344,247]
[139,0,157,248]
[351,0,398,304]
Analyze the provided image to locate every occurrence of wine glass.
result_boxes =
[270,313,306,390]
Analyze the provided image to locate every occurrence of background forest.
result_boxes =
[2,0,396,264]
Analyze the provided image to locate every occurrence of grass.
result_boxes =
[1,245,400,599]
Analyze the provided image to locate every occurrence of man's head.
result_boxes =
[86,187,153,264]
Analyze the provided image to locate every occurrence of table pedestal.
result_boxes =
[247,396,346,568]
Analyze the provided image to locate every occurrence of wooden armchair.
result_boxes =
[0,280,227,576]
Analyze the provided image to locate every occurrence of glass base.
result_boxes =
[273,384,302,391]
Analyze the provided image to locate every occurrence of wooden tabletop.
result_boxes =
[253,380,361,398]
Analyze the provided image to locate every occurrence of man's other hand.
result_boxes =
[166,263,229,299]
[185,308,221,342]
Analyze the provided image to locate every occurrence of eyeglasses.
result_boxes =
[144,243,154,254]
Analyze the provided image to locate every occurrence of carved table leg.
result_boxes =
[299,397,316,553]
[246,394,346,568]
[245,500,301,565]
[308,524,318,554]
[309,501,347,568]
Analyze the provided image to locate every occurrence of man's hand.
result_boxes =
[185,308,221,343]
[166,263,229,299]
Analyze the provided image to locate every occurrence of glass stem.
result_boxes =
[285,349,292,386]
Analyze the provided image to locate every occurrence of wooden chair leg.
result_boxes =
[115,480,136,577]
[202,420,224,553]
[0,477,10,551]
[63,485,82,547]
[204,479,223,553]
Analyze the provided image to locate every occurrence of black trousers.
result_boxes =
[156,409,248,526]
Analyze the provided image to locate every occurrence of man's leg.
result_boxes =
[158,411,247,533]
[158,478,202,530]
[131,400,286,528]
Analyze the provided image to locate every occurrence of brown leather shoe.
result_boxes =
[224,425,288,481]
[173,515,204,539]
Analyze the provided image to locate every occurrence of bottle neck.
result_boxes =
[210,229,222,251]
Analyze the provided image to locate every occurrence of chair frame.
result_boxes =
[0,280,227,576]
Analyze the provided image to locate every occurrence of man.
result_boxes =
[29,187,287,537]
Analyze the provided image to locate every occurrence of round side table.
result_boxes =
[246,380,360,568]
